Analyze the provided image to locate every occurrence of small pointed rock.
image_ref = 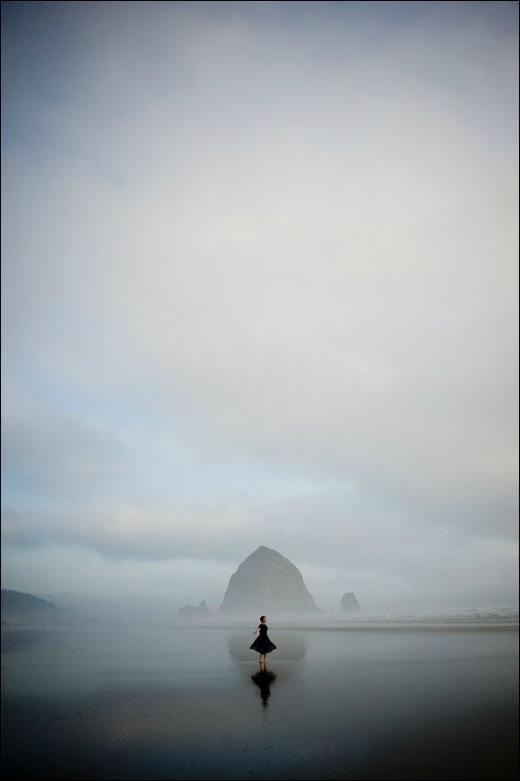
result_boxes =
[340,592,360,613]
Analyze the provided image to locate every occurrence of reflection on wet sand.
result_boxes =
[251,670,277,708]
[1,627,48,652]
[227,632,307,710]
[2,626,517,780]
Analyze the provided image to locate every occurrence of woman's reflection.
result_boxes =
[250,669,277,709]
[227,633,306,710]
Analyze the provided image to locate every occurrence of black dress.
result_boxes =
[250,623,277,654]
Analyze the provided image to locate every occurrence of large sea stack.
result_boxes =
[218,545,321,616]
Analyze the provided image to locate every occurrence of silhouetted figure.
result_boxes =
[250,615,277,668]
[251,670,277,708]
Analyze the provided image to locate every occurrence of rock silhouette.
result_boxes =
[178,600,211,618]
[218,545,321,615]
[340,592,360,613]
[1,589,59,625]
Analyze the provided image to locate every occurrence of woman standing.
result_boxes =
[250,615,277,667]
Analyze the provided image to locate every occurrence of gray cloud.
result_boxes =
[2,0,518,608]
[2,410,132,501]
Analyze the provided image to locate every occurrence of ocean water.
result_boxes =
[1,623,518,780]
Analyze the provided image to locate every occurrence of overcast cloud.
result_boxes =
[1,0,518,610]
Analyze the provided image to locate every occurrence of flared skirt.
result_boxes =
[249,636,277,654]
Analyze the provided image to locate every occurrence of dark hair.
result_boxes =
[260,615,266,622]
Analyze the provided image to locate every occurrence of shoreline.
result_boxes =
[173,621,519,631]
[3,620,518,633]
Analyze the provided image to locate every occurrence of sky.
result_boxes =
[1,0,518,612]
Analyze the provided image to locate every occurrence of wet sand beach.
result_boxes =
[1,622,518,780]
